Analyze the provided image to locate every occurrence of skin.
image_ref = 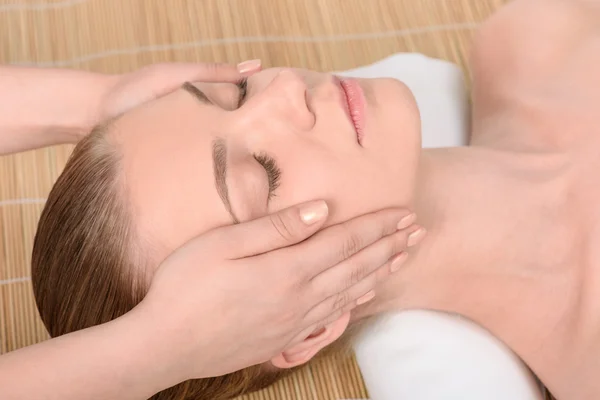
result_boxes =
[0,66,108,153]
[113,67,423,367]
[356,1,600,399]
[114,69,421,260]
[2,61,420,399]
[112,0,600,397]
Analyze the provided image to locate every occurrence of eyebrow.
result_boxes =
[181,83,239,223]
[182,82,214,106]
[212,139,240,224]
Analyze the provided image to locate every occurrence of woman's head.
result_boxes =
[32,68,421,399]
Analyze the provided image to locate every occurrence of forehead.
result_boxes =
[111,88,233,261]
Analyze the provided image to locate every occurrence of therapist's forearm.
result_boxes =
[0,308,188,400]
[0,66,110,155]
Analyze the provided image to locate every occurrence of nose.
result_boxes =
[269,69,309,109]
[241,69,316,130]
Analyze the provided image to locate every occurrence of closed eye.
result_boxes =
[237,78,249,108]
[253,153,281,201]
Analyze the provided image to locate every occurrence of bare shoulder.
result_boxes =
[470,0,600,148]
[471,0,598,92]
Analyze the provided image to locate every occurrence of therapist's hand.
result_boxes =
[0,61,260,154]
[99,60,261,121]
[139,200,422,382]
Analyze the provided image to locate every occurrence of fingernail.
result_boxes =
[397,213,416,230]
[390,252,408,273]
[237,59,261,74]
[357,290,376,305]
[407,227,427,247]
[299,200,329,225]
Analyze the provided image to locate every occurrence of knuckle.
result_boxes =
[287,268,306,292]
[332,290,350,311]
[269,213,298,243]
[340,230,363,259]
[376,213,402,242]
[292,261,311,284]
[349,260,369,287]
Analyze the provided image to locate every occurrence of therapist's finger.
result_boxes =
[138,61,261,100]
[293,260,398,343]
[308,224,421,302]
[295,226,425,337]
[141,60,261,86]
[265,208,416,281]
[301,249,412,332]
[188,59,262,80]
[215,200,331,259]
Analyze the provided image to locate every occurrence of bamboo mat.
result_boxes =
[0,1,509,399]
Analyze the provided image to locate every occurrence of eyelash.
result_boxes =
[238,80,279,201]
[253,153,281,201]
[237,78,248,107]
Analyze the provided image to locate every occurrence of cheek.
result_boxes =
[271,151,406,227]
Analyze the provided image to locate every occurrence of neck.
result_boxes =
[352,144,579,393]
[355,145,568,348]
[354,146,497,318]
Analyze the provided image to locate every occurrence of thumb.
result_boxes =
[214,200,330,259]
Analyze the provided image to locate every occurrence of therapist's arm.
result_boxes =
[0,66,109,154]
[0,310,181,400]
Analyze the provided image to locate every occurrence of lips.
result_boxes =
[337,77,366,145]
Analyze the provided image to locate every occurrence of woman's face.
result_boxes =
[112,68,421,260]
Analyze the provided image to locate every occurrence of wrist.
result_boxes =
[120,299,211,387]
[112,304,187,391]
[0,67,113,153]
[45,70,114,142]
